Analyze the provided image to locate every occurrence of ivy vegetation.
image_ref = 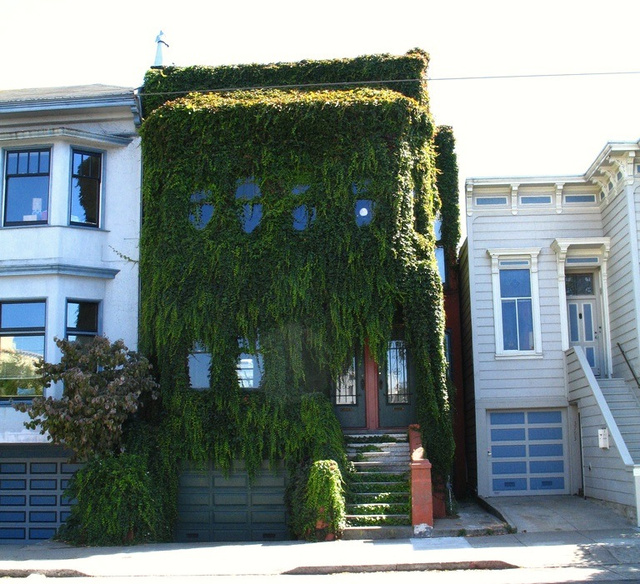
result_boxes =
[138,50,459,539]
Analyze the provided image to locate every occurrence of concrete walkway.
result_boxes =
[0,496,638,578]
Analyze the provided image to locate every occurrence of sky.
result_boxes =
[2,0,640,199]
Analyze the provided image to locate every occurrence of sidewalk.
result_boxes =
[1,496,638,578]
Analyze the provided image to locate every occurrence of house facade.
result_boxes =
[0,85,141,543]
[461,141,640,525]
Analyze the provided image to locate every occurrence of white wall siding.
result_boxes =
[602,184,638,382]
[567,349,637,512]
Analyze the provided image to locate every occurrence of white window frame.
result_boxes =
[488,248,542,358]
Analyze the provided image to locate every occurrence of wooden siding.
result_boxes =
[459,241,477,491]
[566,349,636,508]
[468,211,603,403]
[603,183,640,383]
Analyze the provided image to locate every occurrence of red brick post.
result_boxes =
[409,424,433,534]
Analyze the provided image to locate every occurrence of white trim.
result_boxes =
[552,238,612,376]
[0,128,134,147]
[487,248,542,357]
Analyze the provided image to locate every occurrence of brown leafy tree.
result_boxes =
[15,336,158,460]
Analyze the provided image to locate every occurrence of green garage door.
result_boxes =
[176,461,289,542]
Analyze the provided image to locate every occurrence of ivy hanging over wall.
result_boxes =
[138,50,459,538]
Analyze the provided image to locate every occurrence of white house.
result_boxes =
[461,140,640,526]
[0,85,141,543]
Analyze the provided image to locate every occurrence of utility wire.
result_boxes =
[138,70,640,97]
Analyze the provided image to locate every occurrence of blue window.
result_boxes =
[0,301,45,398]
[4,149,50,226]
[237,338,263,390]
[500,268,534,351]
[355,199,374,226]
[292,185,315,230]
[236,178,262,233]
[189,191,214,230]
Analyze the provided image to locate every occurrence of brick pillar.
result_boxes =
[409,424,433,535]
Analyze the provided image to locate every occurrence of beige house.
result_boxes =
[461,140,640,526]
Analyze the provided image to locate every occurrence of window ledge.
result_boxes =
[495,351,543,360]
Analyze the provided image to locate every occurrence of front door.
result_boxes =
[566,272,602,376]
[333,339,416,430]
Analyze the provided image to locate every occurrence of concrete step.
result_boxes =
[341,525,414,540]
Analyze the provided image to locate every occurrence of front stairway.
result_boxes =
[342,432,413,539]
[599,378,640,462]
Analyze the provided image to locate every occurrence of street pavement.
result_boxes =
[0,495,638,578]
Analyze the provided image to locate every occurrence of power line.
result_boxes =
[138,70,640,97]
[428,70,640,82]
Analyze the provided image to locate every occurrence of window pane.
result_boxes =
[436,246,446,283]
[500,269,531,298]
[237,353,263,389]
[5,176,49,224]
[1,302,45,330]
[6,152,18,175]
[70,151,101,227]
[71,179,99,224]
[336,355,358,405]
[0,335,44,397]
[66,302,98,334]
[38,151,49,174]
[189,191,214,230]
[293,205,316,230]
[386,339,409,404]
[188,351,211,389]
[569,304,580,342]
[355,199,374,226]
[517,299,534,350]
[502,299,518,350]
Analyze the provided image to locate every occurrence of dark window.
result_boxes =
[385,339,409,404]
[4,150,50,226]
[0,301,45,398]
[565,273,594,296]
[66,301,99,346]
[70,150,101,227]
[335,351,363,405]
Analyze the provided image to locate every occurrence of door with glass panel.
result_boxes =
[378,339,415,428]
[566,272,602,376]
[333,338,416,430]
[333,351,366,428]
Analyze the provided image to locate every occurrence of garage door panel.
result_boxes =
[0,456,73,544]
[177,463,288,542]
[493,477,527,491]
[489,409,568,496]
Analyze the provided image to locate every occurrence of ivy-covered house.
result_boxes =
[139,50,462,541]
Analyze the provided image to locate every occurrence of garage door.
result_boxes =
[176,461,289,542]
[0,455,79,543]
[489,410,568,495]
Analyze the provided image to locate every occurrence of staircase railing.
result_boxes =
[616,342,640,408]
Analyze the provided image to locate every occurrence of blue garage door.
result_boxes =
[489,410,568,495]
[0,457,79,543]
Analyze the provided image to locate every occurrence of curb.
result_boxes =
[284,560,519,575]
